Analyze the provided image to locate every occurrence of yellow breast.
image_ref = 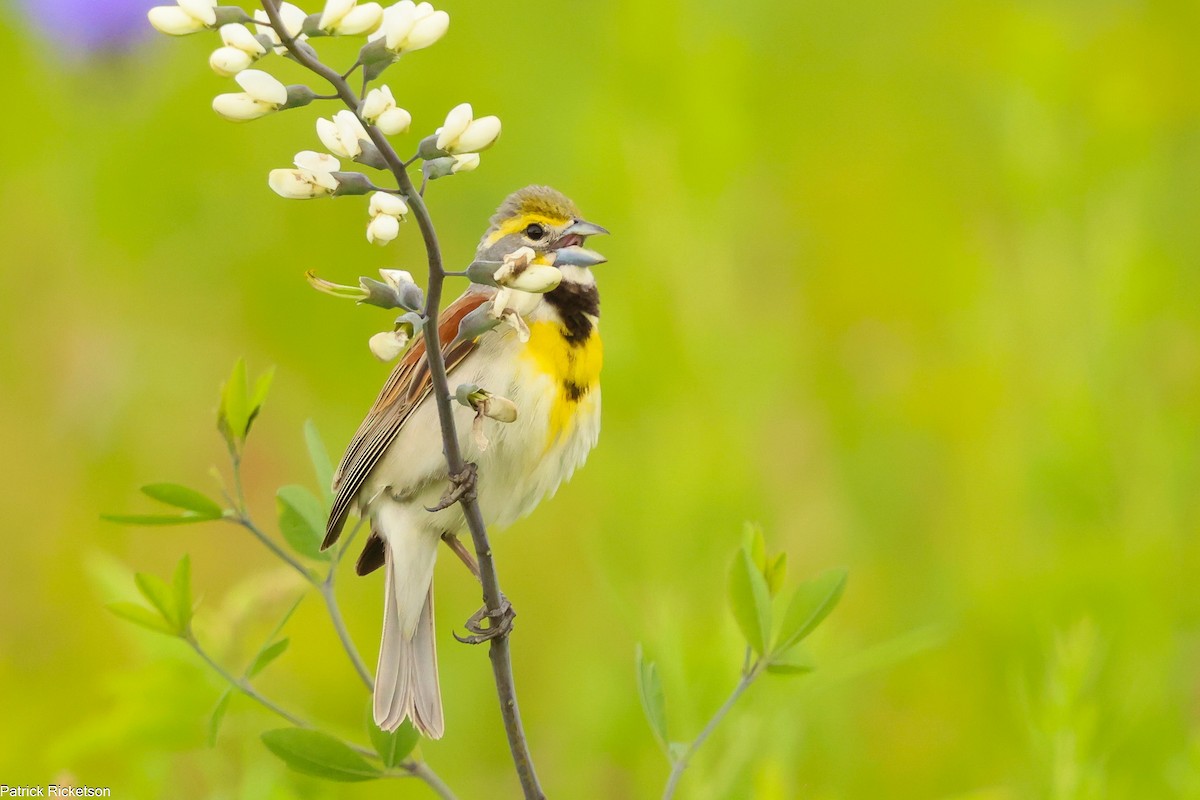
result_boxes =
[522,320,603,444]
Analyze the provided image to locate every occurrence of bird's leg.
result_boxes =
[441,531,481,582]
[454,594,516,645]
[425,462,478,512]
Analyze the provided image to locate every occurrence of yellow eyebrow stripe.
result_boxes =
[484,213,572,246]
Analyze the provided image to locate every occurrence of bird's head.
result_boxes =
[476,185,608,280]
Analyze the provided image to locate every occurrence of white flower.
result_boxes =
[212,69,289,121]
[268,151,342,199]
[379,268,415,289]
[319,0,384,35]
[451,153,480,173]
[147,0,216,35]
[369,329,410,361]
[361,86,412,135]
[366,191,407,245]
[369,1,450,54]
[253,3,308,53]
[208,23,267,76]
[435,103,501,154]
[370,192,409,218]
[493,248,563,294]
[317,110,369,158]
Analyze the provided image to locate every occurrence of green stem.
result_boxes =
[319,580,374,691]
[661,662,764,800]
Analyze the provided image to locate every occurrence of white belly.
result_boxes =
[361,321,601,535]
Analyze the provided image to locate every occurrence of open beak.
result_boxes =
[553,219,609,267]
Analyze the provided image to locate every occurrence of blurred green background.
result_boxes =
[2,0,1200,797]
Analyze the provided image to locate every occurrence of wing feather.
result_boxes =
[324,289,493,547]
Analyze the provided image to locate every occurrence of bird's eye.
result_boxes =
[524,223,545,241]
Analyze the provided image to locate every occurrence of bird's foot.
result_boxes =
[454,596,515,644]
[426,462,478,512]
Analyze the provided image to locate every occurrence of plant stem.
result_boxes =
[319,580,374,691]
[662,662,764,800]
[189,634,457,798]
[261,3,545,796]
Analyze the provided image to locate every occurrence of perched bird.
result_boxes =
[323,185,608,738]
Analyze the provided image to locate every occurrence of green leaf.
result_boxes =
[765,552,788,598]
[140,483,223,518]
[172,555,193,631]
[368,717,419,768]
[743,522,767,573]
[260,728,383,782]
[304,420,335,506]
[209,690,233,746]
[635,645,668,750]
[277,485,330,561]
[106,601,178,635]
[135,571,179,632]
[101,513,217,526]
[218,358,250,450]
[248,638,290,678]
[246,366,276,437]
[728,548,773,654]
[767,645,816,676]
[775,568,848,655]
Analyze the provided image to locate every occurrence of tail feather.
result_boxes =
[373,534,444,738]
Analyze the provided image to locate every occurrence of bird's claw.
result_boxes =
[453,596,515,644]
[426,463,478,512]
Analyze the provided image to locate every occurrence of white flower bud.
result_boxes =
[317,110,368,158]
[237,69,288,105]
[367,214,401,245]
[268,151,342,198]
[379,269,416,289]
[221,23,266,54]
[377,107,412,135]
[435,104,501,154]
[213,92,274,121]
[368,329,410,361]
[177,0,216,25]
[209,46,255,77]
[451,153,480,173]
[319,0,356,28]
[369,192,409,218]
[334,2,384,34]
[371,1,448,53]
[478,394,518,423]
[148,6,207,35]
[436,103,472,150]
[493,249,562,294]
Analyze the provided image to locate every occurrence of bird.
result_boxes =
[322,185,608,738]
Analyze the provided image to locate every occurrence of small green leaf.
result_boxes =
[261,728,383,782]
[635,645,668,750]
[368,717,419,768]
[248,638,290,678]
[767,645,816,676]
[172,555,193,630]
[218,358,250,450]
[743,522,767,573]
[209,690,233,746]
[304,420,335,506]
[246,366,276,437]
[101,513,217,526]
[728,548,772,654]
[107,601,178,635]
[135,571,179,632]
[277,485,330,561]
[765,552,788,598]
[775,568,848,655]
[141,484,223,518]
